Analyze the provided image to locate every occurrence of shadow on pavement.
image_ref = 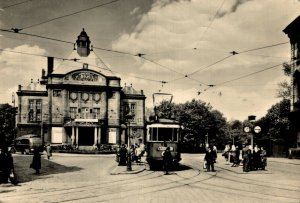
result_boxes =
[12,155,82,184]
[149,163,192,171]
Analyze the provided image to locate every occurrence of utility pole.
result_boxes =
[248,115,256,153]
[125,112,134,171]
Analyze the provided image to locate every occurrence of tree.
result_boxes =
[225,120,248,147]
[0,103,16,148]
[277,62,291,99]
[155,99,228,151]
[256,99,292,154]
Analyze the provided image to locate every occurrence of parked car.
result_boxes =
[13,134,43,154]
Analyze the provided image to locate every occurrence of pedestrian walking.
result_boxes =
[46,144,52,160]
[6,149,17,185]
[204,147,215,172]
[234,146,240,166]
[30,148,41,174]
[243,149,250,172]
[222,144,230,163]
[162,147,173,175]
[0,147,9,183]
[253,145,260,170]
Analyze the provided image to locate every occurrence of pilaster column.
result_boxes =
[98,128,101,144]
[71,126,75,145]
[76,127,79,145]
[94,127,97,145]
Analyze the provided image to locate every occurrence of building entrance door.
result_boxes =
[78,127,94,146]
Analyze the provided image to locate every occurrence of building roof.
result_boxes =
[22,81,46,91]
[283,15,300,36]
[52,50,115,77]
[122,85,140,94]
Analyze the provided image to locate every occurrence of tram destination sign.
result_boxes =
[157,146,174,151]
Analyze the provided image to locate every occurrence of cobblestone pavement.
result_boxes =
[0,153,299,203]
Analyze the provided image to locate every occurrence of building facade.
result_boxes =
[16,29,146,149]
[283,15,300,148]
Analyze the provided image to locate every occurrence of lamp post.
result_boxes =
[125,112,134,171]
[248,115,256,153]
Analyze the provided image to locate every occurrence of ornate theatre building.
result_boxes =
[16,29,146,149]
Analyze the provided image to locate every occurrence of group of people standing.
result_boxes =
[117,143,145,166]
[222,144,267,172]
[242,145,267,172]
[222,144,240,167]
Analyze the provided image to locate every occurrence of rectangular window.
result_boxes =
[130,103,135,114]
[29,100,34,110]
[93,108,100,119]
[28,99,42,122]
[149,128,158,141]
[81,107,89,119]
[70,107,77,119]
[53,90,61,97]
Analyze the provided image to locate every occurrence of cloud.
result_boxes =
[111,0,300,120]
[217,0,253,18]
[0,45,47,104]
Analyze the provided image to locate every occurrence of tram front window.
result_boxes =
[157,128,171,141]
[149,127,178,141]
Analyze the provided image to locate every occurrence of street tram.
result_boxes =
[146,92,181,169]
[146,118,182,169]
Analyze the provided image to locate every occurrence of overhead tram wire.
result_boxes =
[0,47,165,84]
[0,48,65,61]
[92,49,113,73]
[20,0,122,30]
[0,28,137,57]
[238,42,289,54]
[0,28,74,44]
[137,55,209,86]
[194,0,226,48]
[187,54,233,76]
[138,55,185,76]
[214,59,297,87]
[186,41,290,77]
[0,0,33,9]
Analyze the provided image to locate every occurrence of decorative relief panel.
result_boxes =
[81,92,89,103]
[64,71,102,82]
[93,93,101,103]
[69,92,78,102]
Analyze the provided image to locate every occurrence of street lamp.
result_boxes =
[248,115,256,153]
[124,112,134,171]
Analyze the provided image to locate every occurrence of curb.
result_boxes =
[110,163,146,175]
[216,164,272,174]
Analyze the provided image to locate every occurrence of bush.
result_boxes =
[288,148,300,159]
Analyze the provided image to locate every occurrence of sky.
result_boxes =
[0,0,299,121]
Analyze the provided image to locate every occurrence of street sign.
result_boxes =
[254,126,261,133]
[244,126,250,133]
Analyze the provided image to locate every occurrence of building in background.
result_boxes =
[283,15,300,149]
[16,29,146,149]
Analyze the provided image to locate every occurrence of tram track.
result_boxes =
[3,156,299,203]
[51,167,216,203]
[0,168,157,200]
[215,164,300,190]
[9,162,208,203]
